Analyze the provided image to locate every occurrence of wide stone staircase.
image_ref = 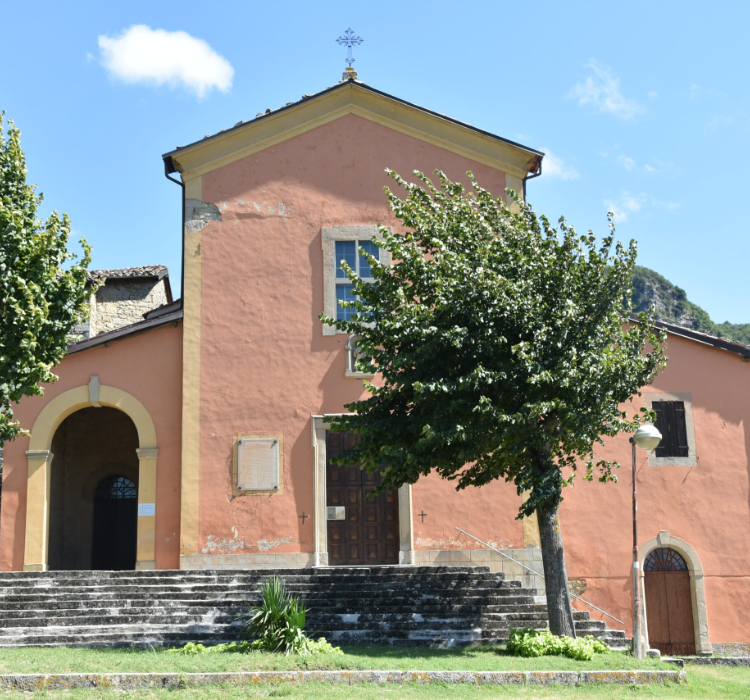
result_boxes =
[0,566,627,649]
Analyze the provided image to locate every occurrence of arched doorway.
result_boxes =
[644,547,696,655]
[92,476,138,570]
[48,407,139,570]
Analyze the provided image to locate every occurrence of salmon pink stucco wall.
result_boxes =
[196,113,521,557]
[0,323,183,571]
[559,333,750,643]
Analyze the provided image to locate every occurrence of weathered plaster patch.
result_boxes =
[185,199,222,233]
[257,536,297,552]
[415,535,513,550]
[202,535,252,555]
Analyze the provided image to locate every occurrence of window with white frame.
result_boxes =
[321,226,391,335]
[334,240,379,322]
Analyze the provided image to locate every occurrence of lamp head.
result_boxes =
[633,423,662,450]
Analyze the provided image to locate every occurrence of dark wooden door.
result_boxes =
[326,431,399,565]
[92,476,138,571]
[645,571,695,655]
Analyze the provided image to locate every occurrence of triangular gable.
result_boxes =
[163,81,543,180]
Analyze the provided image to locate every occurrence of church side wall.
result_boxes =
[560,333,750,647]
[0,323,183,571]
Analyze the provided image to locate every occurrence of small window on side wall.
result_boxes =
[644,393,697,467]
[653,401,689,458]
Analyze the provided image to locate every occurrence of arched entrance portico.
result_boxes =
[23,376,159,572]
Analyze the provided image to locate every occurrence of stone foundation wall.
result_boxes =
[180,553,316,570]
[413,547,545,594]
[711,643,750,657]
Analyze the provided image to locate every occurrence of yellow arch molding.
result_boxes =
[23,380,159,571]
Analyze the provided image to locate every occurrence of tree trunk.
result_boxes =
[537,503,577,637]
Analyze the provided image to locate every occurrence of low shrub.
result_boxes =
[167,638,343,656]
[506,627,610,661]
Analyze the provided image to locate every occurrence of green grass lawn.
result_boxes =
[0,645,671,674]
[0,666,747,700]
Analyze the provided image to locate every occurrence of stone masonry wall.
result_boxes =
[89,279,169,337]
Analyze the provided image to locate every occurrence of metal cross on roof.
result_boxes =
[336,28,363,68]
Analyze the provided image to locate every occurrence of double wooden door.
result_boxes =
[326,431,399,566]
[645,571,696,655]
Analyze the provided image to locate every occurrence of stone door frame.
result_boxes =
[23,376,159,572]
[638,530,712,655]
[311,415,414,567]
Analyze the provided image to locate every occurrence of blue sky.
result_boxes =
[2,0,749,321]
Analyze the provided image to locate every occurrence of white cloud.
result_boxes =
[98,25,233,98]
[605,191,679,223]
[616,155,636,171]
[567,60,644,120]
[647,90,658,99]
[541,149,579,180]
[614,155,680,178]
[690,83,726,102]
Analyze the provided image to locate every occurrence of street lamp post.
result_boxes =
[630,423,662,659]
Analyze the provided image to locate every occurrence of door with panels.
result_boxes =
[326,431,399,565]
[644,548,696,656]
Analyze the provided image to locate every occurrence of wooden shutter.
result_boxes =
[653,401,689,458]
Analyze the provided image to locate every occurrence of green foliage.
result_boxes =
[0,113,91,442]
[320,170,666,518]
[633,265,750,345]
[506,627,610,660]
[238,576,323,655]
[166,638,343,656]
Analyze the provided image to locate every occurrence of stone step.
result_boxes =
[0,566,496,582]
[0,566,626,650]
[0,583,534,600]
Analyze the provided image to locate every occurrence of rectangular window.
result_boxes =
[322,226,391,336]
[652,401,689,458]
[334,240,379,321]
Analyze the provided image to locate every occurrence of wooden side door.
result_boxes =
[326,431,399,566]
[645,571,696,655]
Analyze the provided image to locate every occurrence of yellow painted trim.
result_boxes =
[23,384,158,571]
[232,434,285,496]
[179,174,203,559]
[521,491,541,547]
[171,84,538,180]
[136,448,158,563]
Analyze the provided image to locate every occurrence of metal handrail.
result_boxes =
[455,527,624,626]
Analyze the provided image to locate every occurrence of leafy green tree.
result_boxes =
[320,170,665,636]
[0,114,91,443]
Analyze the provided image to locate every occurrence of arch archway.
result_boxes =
[639,531,712,655]
[23,377,159,572]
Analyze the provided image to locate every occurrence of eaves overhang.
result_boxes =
[630,313,750,360]
[163,80,543,180]
[66,305,184,356]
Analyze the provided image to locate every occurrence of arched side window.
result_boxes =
[95,475,137,500]
[644,547,688,572]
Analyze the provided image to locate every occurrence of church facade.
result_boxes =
[1,73,749,654]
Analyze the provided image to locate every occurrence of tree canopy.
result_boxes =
[320,169,665,635]
[0,114,91,443]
